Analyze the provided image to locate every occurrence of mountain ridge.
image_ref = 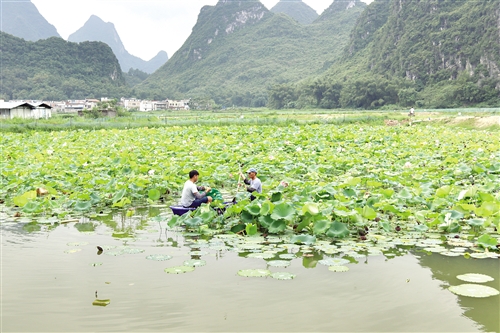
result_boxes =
[68,15,168,74]
[270,0,318,25]
[0,0,60,41]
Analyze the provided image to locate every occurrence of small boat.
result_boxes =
[169,205,196,216]
[170,201,234,216]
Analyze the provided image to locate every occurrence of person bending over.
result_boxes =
[180,170,212,208]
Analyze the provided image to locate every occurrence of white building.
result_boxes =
[0,102,52,119]
[140,100,154,112]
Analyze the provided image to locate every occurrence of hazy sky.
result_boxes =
[31,0,369,61]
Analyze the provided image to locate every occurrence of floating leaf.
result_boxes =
[237,269,271,277]
[189,250,209,256]
[456,273,494,283]
[247,252,275,259]
[319,258,350,266]
[290,234,316,245]
[267,260,291,267]
[183,259,206,267]
[271,272,296,280]
[64,249,82,254]
[74,201,92,211]
[448,284,499,298]
[164,266,195,274]
[476,234,498,250]
[279,253,296,259]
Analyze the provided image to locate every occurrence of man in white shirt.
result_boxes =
[180,170,212,208]
[239,167,262,200]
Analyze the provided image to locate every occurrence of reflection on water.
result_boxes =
[1,206,498,332]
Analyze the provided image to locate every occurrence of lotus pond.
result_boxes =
[1,122,499,332]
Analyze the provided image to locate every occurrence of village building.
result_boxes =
[0,101,52,119]
[123,98,141,110]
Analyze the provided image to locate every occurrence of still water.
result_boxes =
[2,207,499,332]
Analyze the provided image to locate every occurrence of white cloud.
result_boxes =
[31,0,371,62]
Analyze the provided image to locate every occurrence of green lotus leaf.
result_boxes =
[268,219,287,234]
[245,223,258,236]
[378,221,391,232]
[230,223,246,234]
[414,224,429,232]
[184,217,203,228]
[326,221,350,239]
[146,254,173,261]
[148,189,161,201]
[343,188,357,198]
[270,192,283,202]
[456,273,494,283]
[476,234,498,250]
[279,253,296,259]
[290,234,316,245]
[267,260,291,267]
[112,197,131,208]
[240,210,255,223]
[435,185,452,198]
[302,202,319,216]
[245,203,261,216]
[458,187,477,200]
[361,206,377,220]
[247,252,275,259]
[74,201,92,211]
[237,269,271,277]
[448,284,499,298]
[271,203,296,221]
[22,201,41,213]
[271,272,296,280]
[328,266,350,272]
[379,189,394,198]
[112,189,126,203]
[260,200,274,216]
[183,259,206,267]
[164,266,195,274]
[319,258,350,266]
[258,214,274,229]
[467,218,485,227]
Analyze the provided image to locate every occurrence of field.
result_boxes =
[1,112,499,253]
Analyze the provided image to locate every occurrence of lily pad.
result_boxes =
[189,251,209,256]
[183,259,206,267]
[279,253,296,259]
[146,254,173,261]
[456,273,494,283]
[237,269,271,277]
[164,266,195,274]
[318,258,350,266]
[328,266,350,272]
[271,272,296,280]
[267,260,291,267]
[64,249,82,254]
[448,284,499,298]
[247,252,275,259]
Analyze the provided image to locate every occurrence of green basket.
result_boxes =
[206,189,223,201]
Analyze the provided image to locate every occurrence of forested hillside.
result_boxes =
[270,0,318,25]
[270,0,500,109]
[0,0,60,41]
[0,32,128,100]
[136,0,365,106]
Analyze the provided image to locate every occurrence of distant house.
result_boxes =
[140,100,154,112]
[123,98,141,110]
[154,101,168,111]
[167,99,190,110]
[85,99,100,110]
[0,101,52,119]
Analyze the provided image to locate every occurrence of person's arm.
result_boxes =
[243,178,251,185]
[197,186,206,191]
[246,186,257,193]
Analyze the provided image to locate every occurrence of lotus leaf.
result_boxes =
[290,234,316,245]
[279,253,296,259]
[476,234,498,250]
[237,269,271,277]
[245,203,261,216]
[456,273,494,283]
[268,220,286,234]
[319,258,350,266]
[146,254,173,261]
[183,259,206,267]
[271,272,296,280]
[326,221,350,238]
[271,203,295,221]
[302,202,319,215]
[92,299,110,306]
[449,284,499,298]
[189,251,209,256]
[267,260,291,267]
[164,266,195,274]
